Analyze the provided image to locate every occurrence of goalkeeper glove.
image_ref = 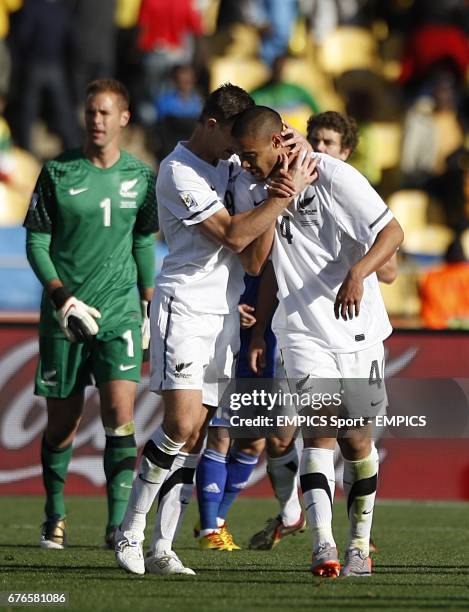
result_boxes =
[141,299,151,360]
[51,287,101,343]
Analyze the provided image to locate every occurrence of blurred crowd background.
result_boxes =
[1,0,469,329]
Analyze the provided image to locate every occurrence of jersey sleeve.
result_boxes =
[23,165,56,233]
[134,167,159,235]
[161,163,225,226]
[330,162,394,244]
[233,171,267,214]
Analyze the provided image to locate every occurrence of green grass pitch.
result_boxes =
[1,496,469,612]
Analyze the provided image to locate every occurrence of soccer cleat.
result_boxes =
[198,531,232,551]
[145,551,196,575]
[248,512,306,550]
[104,525,119,550]
[219,523,241,550]
[115,531,145,575]
[39,516,66,549]
[341,548,372,577]
[311,545,341,578]
[369,537,377,554]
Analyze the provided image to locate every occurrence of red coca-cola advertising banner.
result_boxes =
[1,326,469,499]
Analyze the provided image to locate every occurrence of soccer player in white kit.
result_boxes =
[115,85,318,576]
[231,106,404,578]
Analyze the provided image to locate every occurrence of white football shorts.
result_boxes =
[280,340,387,419]
[150,292,240,407]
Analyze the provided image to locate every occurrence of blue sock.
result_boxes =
[196,449,228,530]
[218,450,259,521]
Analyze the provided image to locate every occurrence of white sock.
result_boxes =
[267,446,302,526]
[150,452,199,556]
[343,444,379,557]
[120,426,184,540]
[300,447,336,554]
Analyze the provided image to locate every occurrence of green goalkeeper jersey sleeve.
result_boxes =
[24,149,158,337]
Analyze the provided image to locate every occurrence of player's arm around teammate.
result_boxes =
[24,79,158,550]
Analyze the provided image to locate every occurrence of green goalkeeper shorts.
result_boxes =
[35,323,142,398]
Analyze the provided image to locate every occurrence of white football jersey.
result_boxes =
[233,153,393,352]
[156,143,245,313]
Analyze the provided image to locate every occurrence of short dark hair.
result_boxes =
[86,78,130,110]
[199,83,254,124]
[232,105,283,139]
[307,111,359,154]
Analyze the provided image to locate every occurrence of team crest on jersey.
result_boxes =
[297,189,320,227]
[119,179,138,198]
[180,192,198,210]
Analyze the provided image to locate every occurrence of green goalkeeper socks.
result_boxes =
[104,433,137,530]
[41,436,73,519]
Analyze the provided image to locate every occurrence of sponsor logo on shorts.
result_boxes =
[296,374,313,392]
[119,364,136,371]
[174,362,193,379]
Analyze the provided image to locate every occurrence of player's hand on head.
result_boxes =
[290,148,319,194]
[248,333,267,376]
[267,153,296,199]
[238,303,257,329]
[56,296,101,342]
[334,271,364,321]
[281,123,312,159]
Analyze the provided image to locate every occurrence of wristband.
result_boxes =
[50,286,73,310]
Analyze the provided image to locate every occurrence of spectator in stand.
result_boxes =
[398,0,469,98]
[153,64,203,160]
[136,0,205,121]
[401,69,465,188]
[155,65,202,122]
[115,0,143,109]
[258,0,298,67]
[0,0,22,98]
[250,55,320,131]
[420,237,469,329]
[16,0,80,153]
[73,0,117,104]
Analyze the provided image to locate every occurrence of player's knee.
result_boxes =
[266,436,294,457]
[206,427,230,454]
[162,416,193,444]
[339,435,372,460]
[233,437,264,456]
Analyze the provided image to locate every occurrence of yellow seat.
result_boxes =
[387,190,429,236]
[0,146,40,226]
[403,225,454,256]
[459,228,469,259]
[369,122,402,171]
[317,27,380,76]
[210,57,269,93]
[380,269,421,317]
[0,182,28,226]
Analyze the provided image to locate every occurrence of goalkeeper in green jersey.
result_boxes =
[23,78,159,550]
